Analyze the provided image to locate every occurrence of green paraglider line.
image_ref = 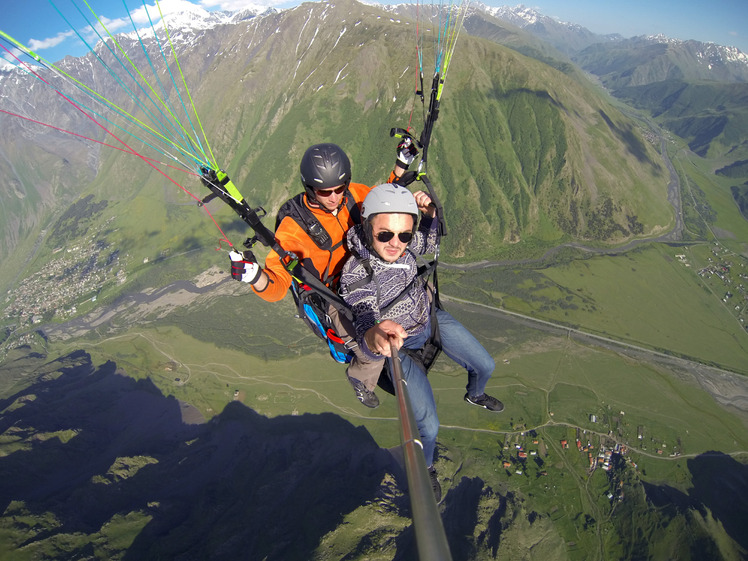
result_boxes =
[132,0,210,163]
[1,45,234,248]
[51,0,183,148]
[77,0,209,165]
[155,0,219,169]
[0,108,200,176]
[0,35,207,173]
[410,0,469,175]
[0,31,208,171]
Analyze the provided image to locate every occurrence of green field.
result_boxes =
[34,300,743,462]
[441,242,748,375]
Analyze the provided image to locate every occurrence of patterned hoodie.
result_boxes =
[340,214,440,359]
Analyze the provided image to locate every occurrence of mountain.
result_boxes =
[573,35,748,88]
[477,4,748,82]
[570,36,748,160]
[0,0,670,289]
[613,79,748,158]
[465,6,748,182]
[478,3,623,56]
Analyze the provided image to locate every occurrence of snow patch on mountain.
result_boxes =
[643,34,748,68]
[482,4,548,27]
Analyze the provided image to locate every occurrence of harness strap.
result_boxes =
[289,261,355,322]
[400,282,443,372]
[278,190,361,285]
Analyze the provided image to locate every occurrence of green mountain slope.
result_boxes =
[185,0,670,259]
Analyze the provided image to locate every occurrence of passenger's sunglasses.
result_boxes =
[316,185,346,197]
[375,231,413,244]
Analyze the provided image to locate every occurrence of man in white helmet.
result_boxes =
[339,183,503,501]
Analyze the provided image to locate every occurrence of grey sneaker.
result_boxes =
[428,466,442,502]
[464,393,504,412]
[349,376,380,408]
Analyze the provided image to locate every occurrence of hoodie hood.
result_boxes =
[347,224,372,260]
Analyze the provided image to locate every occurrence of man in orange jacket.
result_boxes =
[229,141,416,407]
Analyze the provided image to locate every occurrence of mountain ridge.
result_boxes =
[477,3,748,70]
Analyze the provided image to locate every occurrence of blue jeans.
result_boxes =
[394,309,495,467]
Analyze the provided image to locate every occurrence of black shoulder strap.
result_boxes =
[275,189,367,322]
[380,251,438,316]
[275,190,361,252]
[276,194,333,251]
[344,244,439,318]
[345,190,362,225]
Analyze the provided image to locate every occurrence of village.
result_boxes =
[491,400,690,506]
[496,424,630,501]
[2,217,125,328]
[679,242,748,329]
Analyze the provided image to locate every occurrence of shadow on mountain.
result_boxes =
[642,451,748,552]
[598,109,650,163]
[441,477,503,561]
[667,114,728,157]
[490,86,566,111]
[688,451,748,551]
[0,350,396,560]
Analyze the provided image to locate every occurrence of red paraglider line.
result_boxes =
[0,108,199,176]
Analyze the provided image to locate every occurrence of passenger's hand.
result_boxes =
[364,320,408,356]
[413,190,436,218]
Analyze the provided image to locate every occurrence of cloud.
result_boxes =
[1,47,25,68]
[128,0,213,25]
[80,15,133,45]
[28,30,76,52]
[20,0,278,58]
[199,0,283,10]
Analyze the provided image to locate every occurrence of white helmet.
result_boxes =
[362,183,419,219]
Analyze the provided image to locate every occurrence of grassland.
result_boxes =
[441,242,748,375]
[40,307,745,462]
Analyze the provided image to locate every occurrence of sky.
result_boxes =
[522,0,748,52]
[2,0,748,66]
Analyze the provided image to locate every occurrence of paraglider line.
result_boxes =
[1,44,232,249]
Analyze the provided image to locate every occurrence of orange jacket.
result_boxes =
[253,182,373,302]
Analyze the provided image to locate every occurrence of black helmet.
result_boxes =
[300,143,352,199]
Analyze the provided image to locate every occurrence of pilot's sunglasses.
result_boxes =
[375,231,413,243]
[316,185,346,197]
